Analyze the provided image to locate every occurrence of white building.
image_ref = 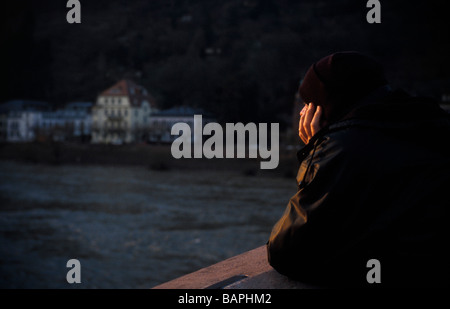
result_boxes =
[7,110,43,142]
[40,102,92,142]
[1,100,51,142]
[91,80,158,144]
[1,100,92,143]
[0,113,8,141]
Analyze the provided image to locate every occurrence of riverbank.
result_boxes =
[0,142,299,177]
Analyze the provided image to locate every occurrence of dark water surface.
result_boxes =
[0,161,296,288]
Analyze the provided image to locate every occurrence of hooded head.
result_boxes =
[299,51,388,123]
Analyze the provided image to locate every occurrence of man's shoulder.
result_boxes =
[295,130,365,166]
[314,122,392,163]
[321,124,379,149]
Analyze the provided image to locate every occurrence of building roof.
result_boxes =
[0,100,51,113]
[42,109,90,120]
[65,102,93,110]
[153,106,214,118]
[98,79,157,108]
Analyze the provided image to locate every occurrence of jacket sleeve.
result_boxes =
[267,135,365,282]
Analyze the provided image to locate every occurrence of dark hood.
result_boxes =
[341,89,449,124]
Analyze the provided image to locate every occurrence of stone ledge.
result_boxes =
[152,245,314,289]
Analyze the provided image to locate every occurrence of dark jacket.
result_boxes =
[267,89,450,287]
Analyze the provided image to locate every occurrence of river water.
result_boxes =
[0,161,296,288]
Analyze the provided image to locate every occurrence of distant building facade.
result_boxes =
[7,110,43,142]
[0,100,51,142]
[148,106,215,143]
[40,102,93,142]
[0,114,6,141]
[0,100,92,142]
[91,80,158,144]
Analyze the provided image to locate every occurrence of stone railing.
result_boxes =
[152,246,315,289]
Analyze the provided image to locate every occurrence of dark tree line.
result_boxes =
[1,0,449,126]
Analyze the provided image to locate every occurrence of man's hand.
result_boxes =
[299,103,323,144]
